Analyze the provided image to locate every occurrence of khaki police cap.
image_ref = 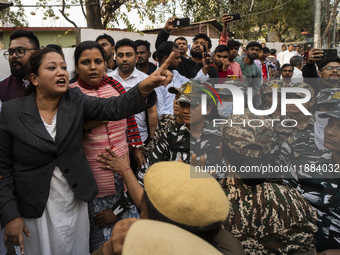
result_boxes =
[122,220,223,255]
[144,161,229,227]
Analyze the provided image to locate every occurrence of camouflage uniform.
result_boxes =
[260,80,284,119]
[144,84,187,157]
[137,81,224,185]
[307,152,340,251]
[316,88,340,105]
[274,82,316,146]
[223,178,318,254]
[144,114,178,158]
[220,110,318,254]
[295,100,340,251]
[275,89,340,181]
[137,121,223,185]
[275,131,325,181]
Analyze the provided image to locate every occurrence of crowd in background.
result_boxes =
[1,13,340,255]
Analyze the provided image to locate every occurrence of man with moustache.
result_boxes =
[107,38,162,146]
[281,64,294,85]
[156,41,210,115]
[95,33,116,71]
[303,48,340,94]
[135,40,157,75]
[234,42,262,107]
[0,30,39,110]
[212,45,234,79]
[174,37,189,58]
[155,17,218,79]
[216,14,243,78]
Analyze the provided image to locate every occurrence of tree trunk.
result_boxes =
[85,0,102,29]
[257,22,263,40]
[278,21,281,42]
[321,0,340,43]
[327,0,331,47]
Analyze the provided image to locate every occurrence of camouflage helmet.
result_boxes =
[262,80,284,94]
[218,80,247,96]
[316,88,340,105]
[176,80,217,106]
[289,82,315,98]
[168,83,187,95]
[319,99,340,119]
[221,109,275,157]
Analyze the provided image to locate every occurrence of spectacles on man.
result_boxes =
[3,47,36,60]
[321,66,340,71]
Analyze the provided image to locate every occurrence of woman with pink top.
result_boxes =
[69,41,142,252]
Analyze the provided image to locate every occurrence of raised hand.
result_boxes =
[164,16,179,33]
[138,52,175,96]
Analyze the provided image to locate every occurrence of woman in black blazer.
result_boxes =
[0,47,174,254]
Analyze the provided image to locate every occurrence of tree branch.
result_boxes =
[59,0,78,28]
[321,0,340,42]
[249,0,255,11]
[80,0,87,18]
[102,0,126,28]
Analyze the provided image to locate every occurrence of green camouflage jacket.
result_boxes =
[222,178,317,254]
[137,121,224,185]
[274,114,315,146]
[275,129,327,181]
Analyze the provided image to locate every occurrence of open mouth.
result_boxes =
[287,105,298,111]
[56,78,66,85]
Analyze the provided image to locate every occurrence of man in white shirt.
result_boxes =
[280,44,299,66]
[276,44,286,66]
[107,38,163,145]
[290,56,304,83]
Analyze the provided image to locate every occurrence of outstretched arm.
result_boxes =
[155,17,178,49]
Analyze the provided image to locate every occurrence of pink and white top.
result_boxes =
[70,81,129,197]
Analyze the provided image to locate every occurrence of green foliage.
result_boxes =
[0,0,28,27]
[178,0,317,42]
[32,0,175,29]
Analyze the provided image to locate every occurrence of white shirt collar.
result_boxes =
[108,67,139,81]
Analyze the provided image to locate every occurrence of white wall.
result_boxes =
[0,28,286,80]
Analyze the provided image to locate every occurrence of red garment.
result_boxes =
[262,63,268,81]
[211,63,234,78]
[218,68,234,79]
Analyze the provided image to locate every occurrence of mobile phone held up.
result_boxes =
[203,45,212,64]
[223,13,241,21]
[321,49,338,60]
[173,18,190,28]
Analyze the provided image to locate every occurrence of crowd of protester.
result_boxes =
[1,12,340,255]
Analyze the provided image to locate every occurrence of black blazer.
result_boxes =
[0,85,156,226]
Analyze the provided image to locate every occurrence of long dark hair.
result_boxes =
[25,47,65,96]
[71,41,106,81]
